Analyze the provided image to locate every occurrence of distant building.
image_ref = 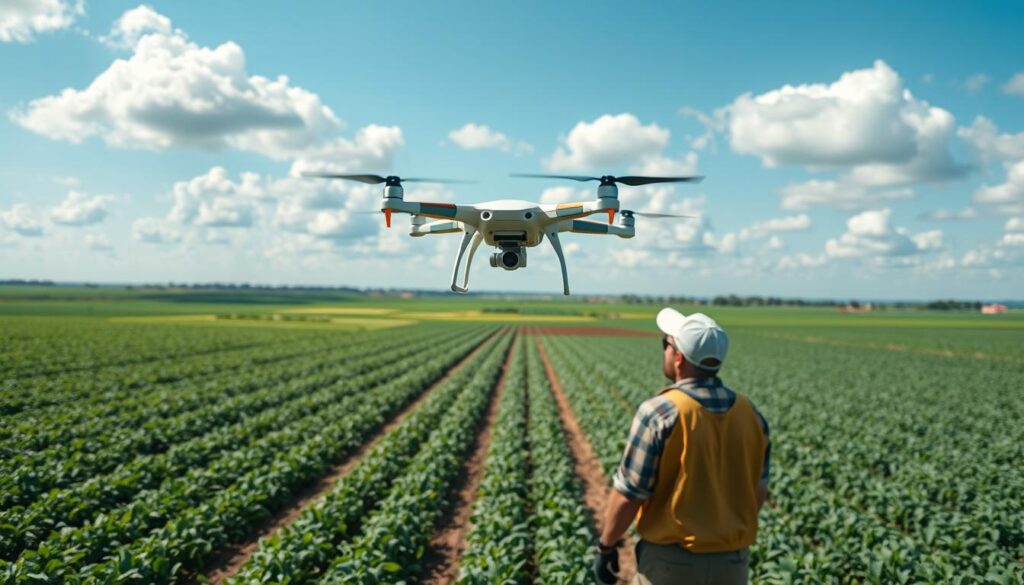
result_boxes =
[981,304,1007,314]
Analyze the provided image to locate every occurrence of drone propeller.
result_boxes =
[620,209,694,219]
[510,173,703,186]
[302,173,473,185]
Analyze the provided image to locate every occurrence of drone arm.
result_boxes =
[450,227,481,294]
[564,219,635,239]
[410,218,462,237]
[544,228,571,296]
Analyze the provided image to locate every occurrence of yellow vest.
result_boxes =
[635,387,767,552]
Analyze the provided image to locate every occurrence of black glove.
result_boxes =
[592,540,621,584]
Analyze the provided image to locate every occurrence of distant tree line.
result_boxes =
[0,279,55,286]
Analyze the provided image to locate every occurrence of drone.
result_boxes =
[303,172,702,295]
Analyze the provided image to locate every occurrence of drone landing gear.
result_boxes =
[450,227,482,293]
[545,228,571,296]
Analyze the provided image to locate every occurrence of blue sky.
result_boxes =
[2,1,1023,299]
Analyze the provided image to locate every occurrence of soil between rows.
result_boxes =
[197,328,502,584]
[535,336,638,585]
[418,329,519,585]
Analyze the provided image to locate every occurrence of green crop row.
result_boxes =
[542,333,1024,584]
[0,326,487,512]
[315,334,517,584]
[456,336,593,585]
[0,327,494,583]
[0,326,493,561]
[523,338,593,584]
[457,336,531,584]
[226,329,514,585]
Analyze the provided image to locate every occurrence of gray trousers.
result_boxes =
[630,540,749,585]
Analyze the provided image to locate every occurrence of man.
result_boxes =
[593,308,771,585]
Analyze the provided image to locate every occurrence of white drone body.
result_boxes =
[305,173,700,295]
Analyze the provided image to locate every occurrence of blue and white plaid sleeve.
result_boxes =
[752,403,771,486]
[612,396,678,501]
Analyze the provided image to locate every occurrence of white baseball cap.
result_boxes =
[656,307,729,371]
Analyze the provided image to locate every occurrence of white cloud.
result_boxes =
[999,233,1024,248]
[957,116,1024,162]
[973,160,1024,215]
[50,191,114,226]
[10,5,402,169]
[776,252,826,271]
[764,235,785,250]
[1003,72,1024,96]
[629,152,699,177]
[0,204,43,236]
[132,217,180,244]
[168,166,265,228]
[918,207,976,221]
[0,0,82,43]
[964,73,990,94]
[824,208,943,260]
[1006,217,1024,233]
[448,123,533,156]
[100,4,170,49]
[725,60,965,187]
[545,113,671,171]
[778,179,914,211]
[738,214,811,240]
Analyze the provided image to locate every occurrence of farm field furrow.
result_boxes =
[2,299,1022,585]
[542,331,1024,584]
[315,331,516,584]
[0,325,489,513]
[0,325,495,583]
[220,329,513,585]
[0,327,495,562]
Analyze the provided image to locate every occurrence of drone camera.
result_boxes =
[490,246,527,270]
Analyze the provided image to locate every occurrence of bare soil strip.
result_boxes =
[198,329,502,585]
[419,329,519,585]
[535,336,637,585]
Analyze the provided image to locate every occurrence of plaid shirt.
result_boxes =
[612,377,771,501]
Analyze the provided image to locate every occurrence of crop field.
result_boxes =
[0,288,1022,584]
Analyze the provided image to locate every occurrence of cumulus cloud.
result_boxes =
[918,207,976,221]
[99,4,170,49]
[10,5,402,170]
[545,113,672,171]
[778,179,914,211]
[957,116,1024,162]
[1006,217,1024,233]
[50,191,114,226]
[776,252,826,271]
[132,217,181,244]
[724,60,966,187]
[0,0,82,43]
[737,214,811,240]
[168,166,265,228]
[448,123,533,156]
[1003,72,1024,96]
[972,160,1024,215]
[0,204,43,236]
[824,208,943,260]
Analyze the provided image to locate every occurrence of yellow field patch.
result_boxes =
[400,310,595,322]
[109,314,415,331]
[280,307,399,315]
